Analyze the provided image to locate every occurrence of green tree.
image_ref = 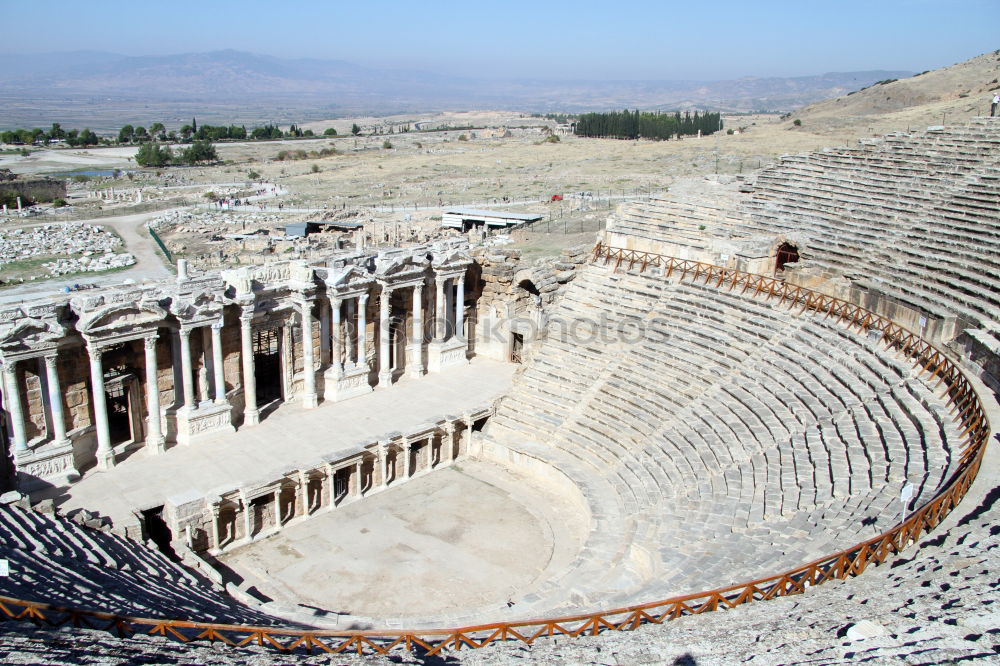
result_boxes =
[351,123,361,136]
[77,129,98,146]
[323,127,337,136]
[181,140,217,165]
[149,122,166,140]
[135,142,174,167]
[134,126,149,142]
[48,123,65,141]
[118,124,135,144]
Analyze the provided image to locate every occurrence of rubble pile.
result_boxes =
[0,224,135,276]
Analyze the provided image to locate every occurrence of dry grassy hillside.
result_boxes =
[787,49,1000,135]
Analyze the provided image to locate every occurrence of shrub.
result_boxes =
[457,134,468,141]
[247,170,261,180]
[793,119,802,127]
[52,198,67,208]
[544,135,560,143]
[311,164,320,173]
[323,128,337,136]
[382,140,392,149]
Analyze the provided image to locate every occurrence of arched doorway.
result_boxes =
[775,243,800,273]
[511,279,541,364]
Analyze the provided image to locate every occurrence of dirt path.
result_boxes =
[0,208,179,306]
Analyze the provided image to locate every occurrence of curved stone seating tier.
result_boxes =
[742,121,1000,333]
[485,263,963,614]
[0,504,279,626]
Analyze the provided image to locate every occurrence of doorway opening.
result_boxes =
[511,332,524,364]
[142,506,179,561]
[775,243,800,273]
[253,328,282,406]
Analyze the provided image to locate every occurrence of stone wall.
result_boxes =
[0,178,66,205]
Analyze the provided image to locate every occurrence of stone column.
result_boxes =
[208,506,221,551]
[379,440,389,488]
[456,273,466,340]
[297,471,309,515]
[402,437,412,478]
[274,488,283,527]
[445,421,457,463]
[240,308,259,426]
[241,493,253,540]
[43,354,68,445]
[434,276,447,342]
[143,336,164,453]
[425,435,434,469]
[179,328,196,411]
[378,287,393,387]
[211,320,226,404]
[462,413,474,458]
[412,284,424,346]
[88,345,114,469]
[409,284,424,377]
[354,459,363,496]
[323,462,335,509]
[1,361,27,453]
[297,300,318,408]
[356,293,368,369]
[331,296,343,378]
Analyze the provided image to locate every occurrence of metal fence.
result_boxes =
[0,244,990,657]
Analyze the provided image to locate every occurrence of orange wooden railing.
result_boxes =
[0,244,991,657]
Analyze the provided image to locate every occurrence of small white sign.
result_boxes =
[0,559,9,577]
[919,316,928,329]
[901,483,914,503]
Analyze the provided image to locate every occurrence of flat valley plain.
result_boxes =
[0,110,881,272]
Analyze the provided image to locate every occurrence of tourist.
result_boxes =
[992,92,999,117]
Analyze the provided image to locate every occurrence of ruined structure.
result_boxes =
[0,239,486,488]
[0,119,996,663]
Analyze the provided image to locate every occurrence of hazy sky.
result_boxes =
[5,0,997,79]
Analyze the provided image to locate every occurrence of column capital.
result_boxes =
[211,318,224,331]
[143,334,159,351]
[43,353,58,368]
[0,360,13,377]
[358,291,369,304]
[444,420,457,434]
[87,344,104,362]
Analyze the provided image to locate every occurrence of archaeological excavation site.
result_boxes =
[0,109,998,664]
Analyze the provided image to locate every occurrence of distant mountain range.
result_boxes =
[0,49,912,129]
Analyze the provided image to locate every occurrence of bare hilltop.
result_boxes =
[789,48,1000,134]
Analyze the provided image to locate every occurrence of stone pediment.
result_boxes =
[77,302,168,337]
[374,253,429,283]
[0,315,67,353]
[431,247,472,273]
[325,264,374,293]
[172,289,223,323]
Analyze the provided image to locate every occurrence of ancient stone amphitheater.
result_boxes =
[1,119,998,664]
